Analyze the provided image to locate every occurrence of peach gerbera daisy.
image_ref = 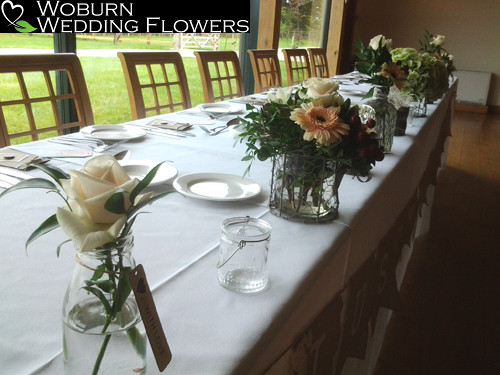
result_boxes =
[290,102,350,146]
[381,61,406,89]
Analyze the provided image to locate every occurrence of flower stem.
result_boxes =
[91,317,113,375]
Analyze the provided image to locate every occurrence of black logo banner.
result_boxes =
[0,0,250,33]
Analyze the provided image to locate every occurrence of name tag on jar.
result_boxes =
[130,264,172,371]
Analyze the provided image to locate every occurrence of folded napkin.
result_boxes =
[147,119,192,131]
[0,148,38,169]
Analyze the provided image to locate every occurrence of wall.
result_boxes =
[352,0,500,109]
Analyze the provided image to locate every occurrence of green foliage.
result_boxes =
[353,36,394,90]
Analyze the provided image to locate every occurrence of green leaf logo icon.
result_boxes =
[2,1,37,33]
[14,19,37,33]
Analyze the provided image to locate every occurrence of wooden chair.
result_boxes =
[0,54,93,147]
[193,51,244,102]
[247,49,283,93]
[307,48,330,78]
[118,51,192,120]
[282,48,312,86]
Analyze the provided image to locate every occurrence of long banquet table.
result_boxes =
[0,78,457,375]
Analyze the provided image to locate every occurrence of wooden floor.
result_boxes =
[373,110,500,375]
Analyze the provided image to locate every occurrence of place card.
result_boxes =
[0,148,38,169]
[130,264,172,372]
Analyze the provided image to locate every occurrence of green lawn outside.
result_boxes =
[0,33,292,128]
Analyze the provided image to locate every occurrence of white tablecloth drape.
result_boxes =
[0,79,457,375]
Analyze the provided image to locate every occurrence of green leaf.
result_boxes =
[90,264,107,282]
[14,20,37,33]
[93,279,115,293]
[83,284,112,315]
[104,190,127,214]
[127,326,147,356]
[32,163,69,185]
[129,162,163,203]
[56,239,71,257]
[25,214,59,250]
[126,191,172,219]
[111,268,133,316]
[0,178,58,199]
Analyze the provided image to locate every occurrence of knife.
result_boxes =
[0,166,34,180]
[0,173,19,186]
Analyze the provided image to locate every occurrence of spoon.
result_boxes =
[200,118,241,135]
[114,150,131,160]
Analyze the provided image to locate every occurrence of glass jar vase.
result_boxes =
[412,98,427,117]
[360,86,397,153]
[395,106,410,136]
[62,234,147,375]
[269,152,346,223]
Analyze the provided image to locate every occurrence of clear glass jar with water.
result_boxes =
[217,217,271,293]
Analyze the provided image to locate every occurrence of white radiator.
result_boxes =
[454,70,491,105]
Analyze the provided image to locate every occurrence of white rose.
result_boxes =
[369,35,391,50]
[267,87,293,103]
[385,38,393,50]
[56,154,148,252]
[431,34,445,46]
[304,77,339,99]
[313,92,345,108]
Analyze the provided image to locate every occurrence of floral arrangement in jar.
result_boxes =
[354,34,407,97]
[237,78,384,222]
[0,154,169,375]
[238,77,385,177]
[419,30,456,78]
[389,47,428,103]
[390,47,449,105]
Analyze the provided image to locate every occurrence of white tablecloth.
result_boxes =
[0,80,457,375]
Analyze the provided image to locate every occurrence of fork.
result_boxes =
[48,137,128,152]
[200,125,229,135]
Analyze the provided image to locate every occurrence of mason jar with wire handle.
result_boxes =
[217,217,271,293]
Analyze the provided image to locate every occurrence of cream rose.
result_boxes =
[304,77,339,98]
[56,154,151,252]
[369,35,392,50]
[303,77,343,108]
[431,34,445,46]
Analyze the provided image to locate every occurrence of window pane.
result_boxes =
[279,0,328,48]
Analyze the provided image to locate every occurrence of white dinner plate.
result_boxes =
[81,125,146,141]
[119,160,178,186]
[173,173,261,201]
[196,103,242,115]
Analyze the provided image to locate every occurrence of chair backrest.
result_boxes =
[0,54,93,147]
[247,49,283,93]
[118,51,191,120]
[307,48,330,78]
[193,51,244,103]
[282,48,312,86]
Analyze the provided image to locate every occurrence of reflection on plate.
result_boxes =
[197,103,242,114]
[81,125,146,141]
[339,89,366,96]
[173,173,261,201]
[119,160,177,186]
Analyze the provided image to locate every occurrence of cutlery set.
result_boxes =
[48,135,129,152]
[0,150,131,189]
[129,124,196,139]
[1,114,239,189]
[200,125,230,135]
[0,166,34,189]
